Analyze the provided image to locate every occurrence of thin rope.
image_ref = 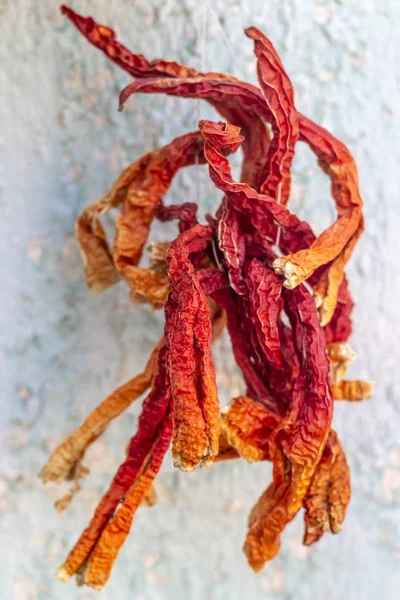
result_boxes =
[206,8,284,256]
[208,3,237,69]
[194,0,209,223]
[274,181,283,253]
[199,0,208,77]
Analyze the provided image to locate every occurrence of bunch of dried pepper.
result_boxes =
[40,6,372,589]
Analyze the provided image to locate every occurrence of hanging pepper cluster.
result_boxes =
[40,6,372,589]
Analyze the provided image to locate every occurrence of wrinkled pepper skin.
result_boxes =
[39,6,370,590]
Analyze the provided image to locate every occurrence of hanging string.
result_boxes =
[195,1,226,270]
[198,0,208,94]
[194,0,209,216]
[274,203,284,256]
[208,3,237,70]
[206,7,284,256]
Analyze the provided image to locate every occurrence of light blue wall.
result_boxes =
[1,1,399,598]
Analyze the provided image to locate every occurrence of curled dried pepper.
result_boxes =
[61,5,271,191]
[41,6,371,589]
[75,168,128,294]
[113,132,204,268]
[76,131,206,306]
[245,27,299,204]
[274,116,364,301]
[199,120,313,292]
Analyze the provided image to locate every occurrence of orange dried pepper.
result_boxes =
[221,396,276,463]
[279,115,365,323]
[218,398,353,548]
[328,341,357,383]
[40,340,162,488]
[303,430,351,545]
[76,131,209,307]
[332,379,373,402]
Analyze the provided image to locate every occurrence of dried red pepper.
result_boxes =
[57,345,172,583]
[165,225,222,470]
[40,6,371,589]
[60,5,270,192]
[245,27,299,204]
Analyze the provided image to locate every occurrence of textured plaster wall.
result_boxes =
[1,1,399,599]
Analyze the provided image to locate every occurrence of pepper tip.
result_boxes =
[56,565,71,583]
